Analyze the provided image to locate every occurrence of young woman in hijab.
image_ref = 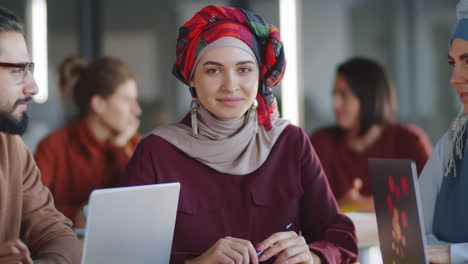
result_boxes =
[121,5,358,264]
[419,0,468,262]
[35,56,142,227]
[310,57,433,212]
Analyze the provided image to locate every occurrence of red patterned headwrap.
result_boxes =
[172,5,286,131]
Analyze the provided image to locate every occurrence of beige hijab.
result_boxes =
[151,106,289,175]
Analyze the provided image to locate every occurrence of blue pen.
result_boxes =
[256,223,293,255]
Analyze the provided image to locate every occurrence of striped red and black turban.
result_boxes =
[172,5,286,131]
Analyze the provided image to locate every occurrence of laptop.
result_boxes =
[81,182,180,264]
[368,158,428,264]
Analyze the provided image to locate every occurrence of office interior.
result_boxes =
[2,0,459,153]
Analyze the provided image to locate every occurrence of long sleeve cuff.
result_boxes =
[426,234,468,264]
[426,233,450,245]
[450,243,468,264]
[309,241,358,264]
[33,235,82,264]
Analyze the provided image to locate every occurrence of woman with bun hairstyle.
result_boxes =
[35,56,142,227]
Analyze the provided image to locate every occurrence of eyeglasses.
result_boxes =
[0,62,35,85]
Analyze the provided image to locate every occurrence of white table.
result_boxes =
[345,212,382,264]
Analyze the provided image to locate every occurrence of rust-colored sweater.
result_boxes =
[0,132,82,263]
[34,120,141,220]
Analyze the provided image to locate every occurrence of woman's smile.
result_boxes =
[216,97,244,107]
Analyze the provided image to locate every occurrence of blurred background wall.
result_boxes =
[1,0,459,151]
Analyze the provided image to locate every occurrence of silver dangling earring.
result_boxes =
[191,97,200,135]
[251,98,258,111]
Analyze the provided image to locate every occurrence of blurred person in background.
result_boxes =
[35,56,142,228]
[310,57,433,213]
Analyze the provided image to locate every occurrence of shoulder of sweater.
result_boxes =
[309,126,341,143]
[37,125,75,148]
[139,133,171,148]
[0,132,30,172]
[0,132,23,152]
[281,123,303,135]
[272,124,303,143]
[385,123,430,142]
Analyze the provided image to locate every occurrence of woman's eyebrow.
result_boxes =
[460,53,468,60]
[202,61,223,66]
[236,60,255,65]
[202,60,256,66]
[449,53,468,61]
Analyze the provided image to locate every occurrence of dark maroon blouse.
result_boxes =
[310,124,432,201]
[121,124,358,264]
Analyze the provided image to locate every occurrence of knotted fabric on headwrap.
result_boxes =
[172,5,286,130]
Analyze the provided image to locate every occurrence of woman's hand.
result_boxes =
[110,120,139,148]
[428,245,450,264]
[186,237,258,264]
[338,178,374,213]
[0,239,32,264]
[72,204,87,228]
[256,231,320,264]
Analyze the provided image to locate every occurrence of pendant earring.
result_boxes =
[251,98,258,111]
[191,97,200,135]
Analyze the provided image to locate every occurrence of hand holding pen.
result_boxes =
[256,223,320,263]
[185,236,259,264]
[256,223,292,255]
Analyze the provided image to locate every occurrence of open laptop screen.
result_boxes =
[81,182,180,264]
[369,158,428,264]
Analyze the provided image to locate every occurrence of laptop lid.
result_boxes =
[369,158,428,264]
[81,182,180,264]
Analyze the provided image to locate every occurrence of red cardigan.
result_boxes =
[121,123,358,264]
[34,120,141,220]
[310,123,433,201]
